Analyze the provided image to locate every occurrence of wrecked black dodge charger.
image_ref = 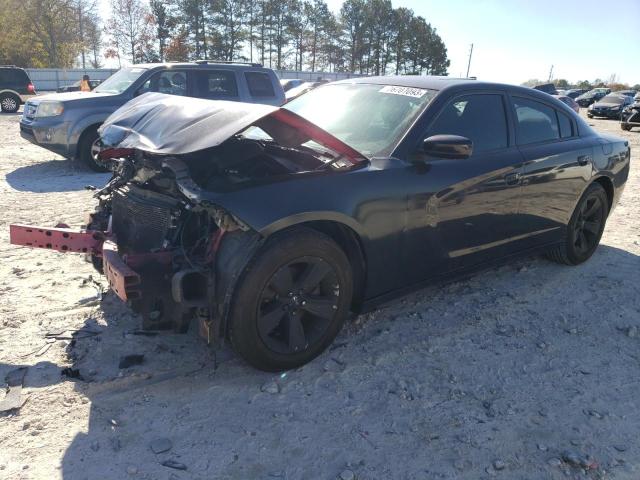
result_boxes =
[11,77,630,371]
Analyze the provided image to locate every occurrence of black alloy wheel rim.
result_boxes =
[573,194,603,255]
[257,257,340,355]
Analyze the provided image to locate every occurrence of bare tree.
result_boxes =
[106,0,155,63]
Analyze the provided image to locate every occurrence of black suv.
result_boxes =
[0,66,36,113]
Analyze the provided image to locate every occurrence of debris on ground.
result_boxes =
[150,438,172,454]
[0,367,28,413]
[161,459,187,470]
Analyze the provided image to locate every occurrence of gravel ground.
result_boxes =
[0,108,639,480]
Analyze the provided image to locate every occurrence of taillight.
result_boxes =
[27,83,35,94]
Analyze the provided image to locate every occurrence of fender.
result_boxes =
[68,111,114,156]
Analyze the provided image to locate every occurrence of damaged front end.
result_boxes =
[10,93,366,346]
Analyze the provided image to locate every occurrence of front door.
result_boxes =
[403,92,525,281]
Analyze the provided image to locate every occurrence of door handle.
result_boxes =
[577,155,592,166]
[504,172,521,185]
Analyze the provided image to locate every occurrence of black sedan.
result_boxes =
[11,77,630,371]
[588,93,634,119]
[576,89,609,107]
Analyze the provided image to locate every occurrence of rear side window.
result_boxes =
[194,70,238,99]
[513,98,560,145]
[428,94,508,154]
[245,72,275,98]
[557,111,573,138]
[0,68,28,84]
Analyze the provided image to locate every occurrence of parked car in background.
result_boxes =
[533,83,557,95]
[576,88,611,107]
[635,92,640,101]
[564,88,588,99]
[11,77,630,371]
[0,66,36,113]
[587,93,633,119]
[552,94,580,113]
[621,99,640,131]
[280,78,304,92]
[19,61,285,171]
[56,79,102,93]
[555,89,567,96]
[614,89,637,99]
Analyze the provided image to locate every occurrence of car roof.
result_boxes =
[133,62,271,71]
[332,75,561,100]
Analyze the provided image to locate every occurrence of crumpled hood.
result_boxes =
[98,92,368,164]
[99,93,278,155]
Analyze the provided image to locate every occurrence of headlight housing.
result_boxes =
[35,101,64,118]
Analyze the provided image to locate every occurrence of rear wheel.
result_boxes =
[229,228,353,371]
[546,183,608,265]
[621,124,632,131]
[79,127,109,172]
[0,93,19,113]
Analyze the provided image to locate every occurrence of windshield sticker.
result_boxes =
[379,85,428,98]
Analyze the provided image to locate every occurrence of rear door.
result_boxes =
[192,69,240,101]
[510,95,594,247]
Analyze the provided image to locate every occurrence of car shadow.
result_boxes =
[5,159,111,193]
[4,244,640,478]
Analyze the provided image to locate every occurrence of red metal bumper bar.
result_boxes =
[102,240,141,301]
[9,224,103,254]
[10,223,141,302]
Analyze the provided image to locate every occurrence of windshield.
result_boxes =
[600,94,625,104]
[94,67,147,94]
[284,83,437,157]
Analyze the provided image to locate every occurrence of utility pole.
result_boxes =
[466,43,474,78]
[78,1,85,69]
[548,64,554,82]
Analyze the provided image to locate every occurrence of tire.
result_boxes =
[0,93,20,113]
[587,114,593,118]
[546,183,609,266]
[621,124,632,131]
[229,228,353,371]
[79,127,109,172]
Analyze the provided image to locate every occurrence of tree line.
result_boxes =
[0,0,450,76]
[523,77,640,92]
[0,0,103,68]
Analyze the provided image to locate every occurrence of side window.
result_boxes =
[427,94,508,154]
[557,111,573,138]
[194,70,238,99]
[138,71,188,97]
[513,97,560,145]
[245,72,275,98]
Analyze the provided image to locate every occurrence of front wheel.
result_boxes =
[546,183,608,265]
[621,123,632,131]
[79,127,109,172]
[229,228,353,371]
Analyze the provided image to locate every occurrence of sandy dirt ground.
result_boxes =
[0,108,639,480]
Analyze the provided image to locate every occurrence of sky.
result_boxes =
[100,0,640,85]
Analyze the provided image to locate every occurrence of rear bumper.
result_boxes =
[9,224,141,302]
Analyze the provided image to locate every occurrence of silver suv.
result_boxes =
[20,61,285,171]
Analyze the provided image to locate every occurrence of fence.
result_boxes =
[25,67,363,92]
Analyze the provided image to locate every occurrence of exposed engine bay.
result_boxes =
[11,93,368,347]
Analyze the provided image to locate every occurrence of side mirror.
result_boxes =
[422,134,473,159]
